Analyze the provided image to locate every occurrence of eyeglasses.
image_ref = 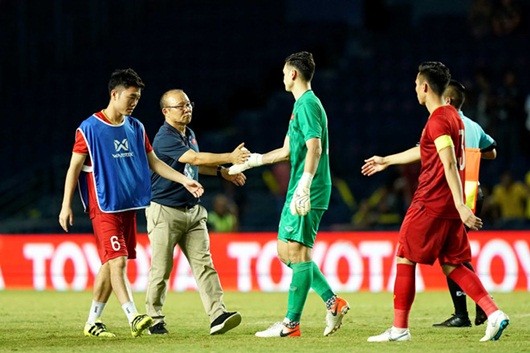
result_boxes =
[165,102,195,110]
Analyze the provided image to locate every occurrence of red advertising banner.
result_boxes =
[0,231,528,292]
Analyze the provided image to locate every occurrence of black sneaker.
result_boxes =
[433,314,472,327]
[210,311,242,335]
[148,321,169,335]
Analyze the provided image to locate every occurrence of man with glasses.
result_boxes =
[59,70,204,338]
[145,89,249,335]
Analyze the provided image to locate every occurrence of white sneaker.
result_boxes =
[480,310,509,342]
[255,322,301,338]
[323,296,350,336]
[367,327,411,342]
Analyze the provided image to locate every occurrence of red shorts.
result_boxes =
[90,210,137,264]
[397,202,471,265]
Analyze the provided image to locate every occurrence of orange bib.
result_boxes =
[464,148,481,214]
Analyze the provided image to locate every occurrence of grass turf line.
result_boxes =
[0,291,528,353]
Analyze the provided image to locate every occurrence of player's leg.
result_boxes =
[433,263,471,327]
[84,261,115,337]
[441,222,509,341]
[107,212,152,337]
[367,257,414,342]
[444,264,509,341]
[145,202,180,335]
[84,214,118,338]
[369,204,432,342]
[256,207,321,338]
[255,239,307,338]
[285,241,313,325]
[182,205,241,335]
[311,262,350,336]
[472,187,488,326]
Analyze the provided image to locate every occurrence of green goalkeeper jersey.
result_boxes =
[287,90,331,210]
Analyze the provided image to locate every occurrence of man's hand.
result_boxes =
[220,167,246,186]
[58,207,73,232]
[228,153,263,175]
[457,204,483,230]
[230,143,251,165]
[361,156,388,176]
[184,180,204,198]
[289,173,313,216]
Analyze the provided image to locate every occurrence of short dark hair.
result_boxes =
[418,61,451,96]
[444,79,466,109]
[285,51,315,82]
[108,68,145,93]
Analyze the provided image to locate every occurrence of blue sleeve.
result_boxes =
[478,130,496,151]
[154,132,189,164]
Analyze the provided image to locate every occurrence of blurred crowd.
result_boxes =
[1,0,528,233]
[214,0,530,232]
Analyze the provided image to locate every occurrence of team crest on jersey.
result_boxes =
[112,139,134,158]
[114,139,129,152]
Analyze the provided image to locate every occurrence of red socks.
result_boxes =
[448,264,498,315]
[393,263,415,328]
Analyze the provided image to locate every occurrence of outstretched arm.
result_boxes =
[228,136,291,175]
[361,146,420,176]
[180,142,250,166]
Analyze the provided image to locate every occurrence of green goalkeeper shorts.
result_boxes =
[278,206,325,248]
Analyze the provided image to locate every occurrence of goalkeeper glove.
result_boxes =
[289,172,313,216]
[228,153,263,175]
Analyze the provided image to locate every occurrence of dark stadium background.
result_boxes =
[1,0,528,233]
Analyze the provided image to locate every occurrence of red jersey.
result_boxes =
[413,105,465,219]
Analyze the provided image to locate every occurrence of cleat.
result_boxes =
[432,314,472,327]
[84,320,116,338]
[255,321,301,338]
[210,311,242,335]
[323,296,350,336]
[148,321,169,335]
[368,327,411,342]
[131,314,153,337]
[475,306,487,326]
[480,310,509,342]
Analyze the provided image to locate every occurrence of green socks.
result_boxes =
[311,261,335,302]
[286,261,313,322]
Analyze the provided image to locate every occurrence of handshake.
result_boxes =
[229,148,312,216]
[228,147,264,175]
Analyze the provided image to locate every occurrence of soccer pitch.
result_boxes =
[1,291,528,353]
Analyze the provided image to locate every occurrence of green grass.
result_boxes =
[0,291,529,353]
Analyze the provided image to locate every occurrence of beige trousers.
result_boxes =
[145,201,226,324]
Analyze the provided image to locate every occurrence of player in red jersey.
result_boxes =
[362,62,509,342]
[59,68,203,338]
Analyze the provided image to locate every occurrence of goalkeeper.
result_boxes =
[229,51,349,338]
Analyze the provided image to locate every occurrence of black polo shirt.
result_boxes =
[151,121,200,208]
